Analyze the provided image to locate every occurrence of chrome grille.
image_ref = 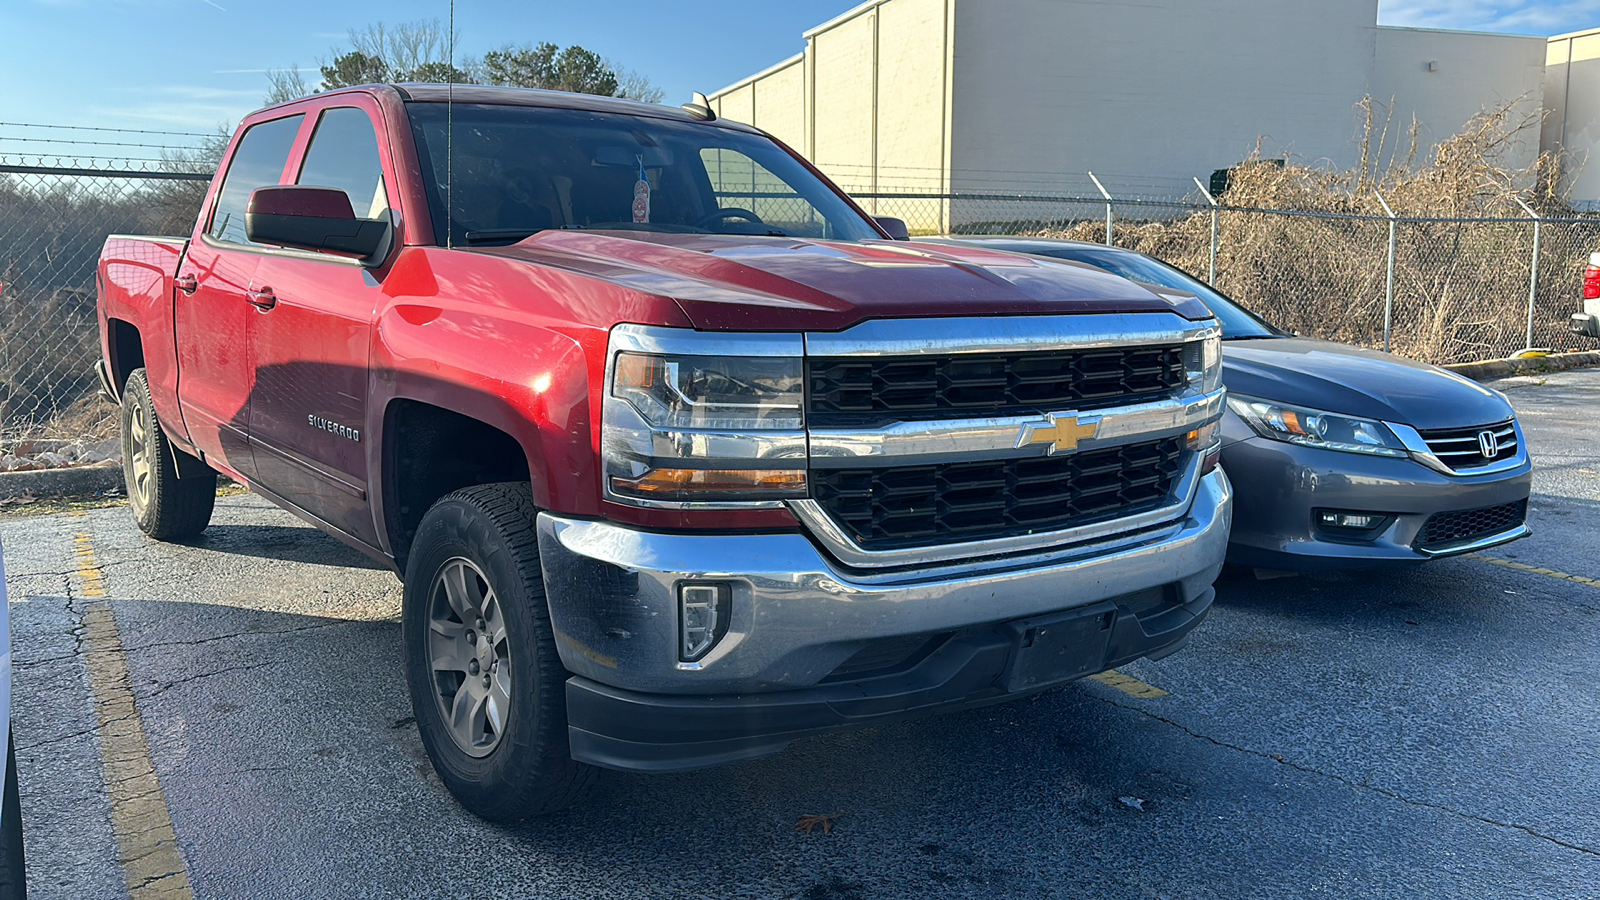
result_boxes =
[811,437,1185,550]
[1417,420,1518,471]
[806,345,1186,426]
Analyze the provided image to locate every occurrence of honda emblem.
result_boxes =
[1477,430,1499,458]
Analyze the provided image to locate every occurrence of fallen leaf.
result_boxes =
[795,813,841,835]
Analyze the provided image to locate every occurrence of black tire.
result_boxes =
[0,733,27,900]
[121,369,215,540]
[402,482,597,821]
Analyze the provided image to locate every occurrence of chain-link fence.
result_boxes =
[862,188,1600,365]
[0,164,208,443]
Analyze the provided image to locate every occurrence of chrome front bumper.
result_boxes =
[537,468,1231,695]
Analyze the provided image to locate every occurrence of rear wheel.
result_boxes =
[402,482,596,821]
[121,369,215,540]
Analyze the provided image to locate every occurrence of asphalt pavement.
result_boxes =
[5,369,1600,899]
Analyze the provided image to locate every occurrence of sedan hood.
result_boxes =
[474,232,1207,331]
[1222,337,1513,430]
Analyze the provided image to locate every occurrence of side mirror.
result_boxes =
[873,216,911,241]
[245,186,388,258]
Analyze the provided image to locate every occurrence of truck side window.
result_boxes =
[207,114,304,246]
[298,107,390,221]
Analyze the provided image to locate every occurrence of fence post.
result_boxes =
[1513,196,1542,351]
[1194,176,1219,285]
[1375,190,1397,354]
[1088,171,1113,246]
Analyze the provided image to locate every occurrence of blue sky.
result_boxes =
[2,0,1598,157]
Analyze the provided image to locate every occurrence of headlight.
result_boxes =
[603,332,808,506]
[1227,395,1406,458]
[1185,330,1222,393]
[613,353,803,430]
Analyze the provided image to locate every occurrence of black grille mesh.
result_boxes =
[812,437,1185,550]
[1415,500,1527,550]
[807,346,1186,424]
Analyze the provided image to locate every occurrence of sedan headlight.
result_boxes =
[1227,395,1407,458]
[603,332,808,505]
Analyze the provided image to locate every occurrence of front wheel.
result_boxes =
[402,483,596,821]
[121,369,215,540]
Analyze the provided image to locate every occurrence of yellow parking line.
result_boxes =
[1089,669,1170,699]
[73,532,194,900]
[1468,553,1600,590]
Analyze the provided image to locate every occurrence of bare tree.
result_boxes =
[265,66,313,105]
[610,62,666,104]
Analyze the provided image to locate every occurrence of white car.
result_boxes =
[0,542,22,898]
[1571,251,1600,338]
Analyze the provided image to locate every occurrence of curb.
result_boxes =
[0,464,124,502]
[1444,351,1600,382]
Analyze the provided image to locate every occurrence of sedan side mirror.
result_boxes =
[873,216,911,241]
[245,186,388,259]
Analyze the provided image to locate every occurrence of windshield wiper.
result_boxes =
[462,228,552,244]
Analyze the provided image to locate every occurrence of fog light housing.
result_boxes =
[679,583,731,662]
[1313,508,1394,541]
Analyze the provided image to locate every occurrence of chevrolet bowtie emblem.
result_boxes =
[1017,412,1100,454]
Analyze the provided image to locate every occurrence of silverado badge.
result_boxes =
[1017,412,1100,455]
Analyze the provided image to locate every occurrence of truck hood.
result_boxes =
[473,232,1208,331]
[1222,337,1515,430]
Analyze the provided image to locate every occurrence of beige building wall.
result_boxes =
[710,0,955,230]
[949,0,1380,195]
[711,0,1589,222]
[1372,27,1546,175]
[1545,28,1600,208]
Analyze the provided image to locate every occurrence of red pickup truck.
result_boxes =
[97,84,1231,821]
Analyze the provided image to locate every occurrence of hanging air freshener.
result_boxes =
[632,156,651,224]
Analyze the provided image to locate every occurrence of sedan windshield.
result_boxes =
[407,103,881,246]
[968,242,1280,339]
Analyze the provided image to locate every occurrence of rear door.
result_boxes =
[246,100,393,544]
[174,113,303,478]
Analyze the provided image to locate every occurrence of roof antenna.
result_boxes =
[446,0,456,249]
[682,91,716,121]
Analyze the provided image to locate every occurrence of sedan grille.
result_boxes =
[811,437,1184,550]
[1414,500,1527,550]
[1417,420,1518,471]
[807,346,1186,425]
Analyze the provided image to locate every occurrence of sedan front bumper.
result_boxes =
[1222,436,1531,569]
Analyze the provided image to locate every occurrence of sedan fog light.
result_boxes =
[679,583,731,662]
[1313,508,1394,541]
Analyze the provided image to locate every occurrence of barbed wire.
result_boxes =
[0,121,215,138]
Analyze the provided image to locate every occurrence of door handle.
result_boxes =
[246,287,277,311]
[174,273,197,295]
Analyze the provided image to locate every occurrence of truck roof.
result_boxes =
[289,83,744,129]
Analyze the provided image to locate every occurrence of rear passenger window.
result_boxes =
[207,115,304,246]
[297,107,390,220]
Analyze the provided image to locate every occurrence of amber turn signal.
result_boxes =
[610,468,807,501]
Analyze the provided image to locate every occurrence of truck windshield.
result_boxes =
[407,102,881,246]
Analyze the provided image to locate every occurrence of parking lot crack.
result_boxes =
[124,618,367,653]
[1091,693,1600,859]
[142,659,285,698]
